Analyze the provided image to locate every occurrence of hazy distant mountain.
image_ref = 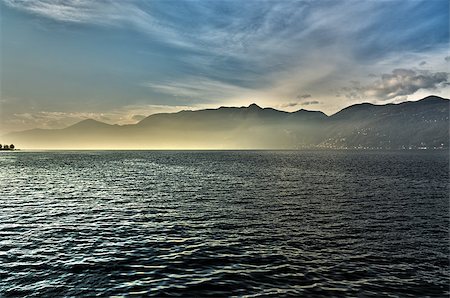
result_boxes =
[3,96,448,149]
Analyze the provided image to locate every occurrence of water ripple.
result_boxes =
[0,150,448,296]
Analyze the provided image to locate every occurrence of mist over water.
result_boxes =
[0,150,448,296]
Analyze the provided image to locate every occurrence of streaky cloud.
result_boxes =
[1,0,449,133]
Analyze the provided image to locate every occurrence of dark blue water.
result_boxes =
[0,150,448,297]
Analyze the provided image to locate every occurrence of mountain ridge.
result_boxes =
[3,96,449,149]
[64,96,449,129]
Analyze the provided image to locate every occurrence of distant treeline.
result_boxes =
[0,144,15,150]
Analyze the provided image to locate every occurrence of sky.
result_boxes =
[0,0,449,134]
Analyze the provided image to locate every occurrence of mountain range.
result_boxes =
[3,95,449,149]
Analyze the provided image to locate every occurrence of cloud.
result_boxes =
[296,94,312,99]
[279,100,320,108]
[445,56,450,62]
[3,0,120,24]
[419,61,426,66]
[301,100,320,106]
[279,102,300,108]
[142,77,253,101]
[6,0,444,64]
[342,68,449,100]
[2,0,448,120]
[2,0,196,50]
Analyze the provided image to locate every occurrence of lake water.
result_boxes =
[0,150,448,297]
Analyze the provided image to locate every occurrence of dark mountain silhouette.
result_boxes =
[3,96,448,149]
[323,96,449,149]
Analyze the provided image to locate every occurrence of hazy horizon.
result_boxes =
[2,95,448,150]
[1,95,448,137]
